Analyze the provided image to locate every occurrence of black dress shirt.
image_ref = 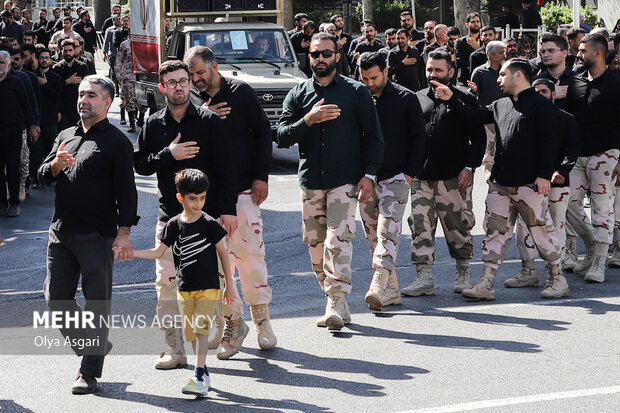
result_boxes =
[38,119,139,237]
[134,103,238,221]
[387,46,426,92]
[0,74,33,134]
[468,46,488,77]
[455,36,478,85]
[34,68,63,125]
[72,20,97,53]
[564,69,620,157]
[416,86,485,180]
[189,76,272,193]
[374,80,426,180]
[459,87,558,186]
[471,63,505,106]
[552,108,579,188]
[534,67,577,110]
[52,59,89,117]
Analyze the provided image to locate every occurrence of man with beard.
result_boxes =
[534,33,577,110]
[49,16,83,53]
[134,60,237,368]
[416,20,436,55]
[388,28,426,92]
[505,37,518,59]
[352,22,382,77]
[438,26,460,85]
[72,10,97,55]
[278,33,383,330]
[566,28,585,70]
[102,4,122,33]
[378,28,398,59]
[468,26,497,76]
[423,24,447,63]
[563,34,620,282]
[47,7,62,36]
[32,9,49,45]
[508,78,579,289]
[433,58,568,300]
[291,20,316,78]
[330,14,351,62]
[455,12,482,86]
[287,12,308,37]
[324,23,349,76]
[399,11,424,43]
[401,49,484,298]
[34,47,62,169]
[53,38,89,130]
[39,75,138,394]
[184,45,277,358]
[358,51,426,310]
[0,9,23,44]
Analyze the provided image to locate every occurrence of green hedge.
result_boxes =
[540,2,597,34]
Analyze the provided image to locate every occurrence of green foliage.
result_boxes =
[353,0,434,33]
[540,2,597,33]
[305,9,343,27]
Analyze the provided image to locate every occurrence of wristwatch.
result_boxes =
[364,174,377,184]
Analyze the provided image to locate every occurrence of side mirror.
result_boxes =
[297,53,307,70]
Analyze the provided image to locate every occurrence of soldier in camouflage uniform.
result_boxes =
[115,34,137,133]
[358,52,426,311]
[433,58,569,300]
[402,49,485,297]
[278,33,383,330]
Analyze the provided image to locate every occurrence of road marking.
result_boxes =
[400,385,620,412]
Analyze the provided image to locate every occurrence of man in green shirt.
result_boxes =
[278,33,384,331]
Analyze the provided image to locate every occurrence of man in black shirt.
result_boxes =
[32,8,50,46]
[113,15,130,50]
[72,10,96,55]
[358,51,426,311]
[101,4,121,33]
[38,75,138,394]
[184,46,277,357]
[564,34,620,283]
[387,28,426,92]
[455,12,482,86]
[352,22,382,78]
[134,60,237,368]
[534,33,577,110]
[496,3,520,29]
[402,49,485,298]
[53,38,88,130]
[399,11,424,43]
[290,20,316,78]
[330,14,352,62]
[509,78,579,288]
[433,58,569,300]
[469,26,497,76]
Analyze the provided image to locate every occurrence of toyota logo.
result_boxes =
[262,93,274,102]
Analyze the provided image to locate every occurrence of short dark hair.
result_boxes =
[428,49,452,67]
[384,28,397,36]
[396,28,409,36]
[21,44,36,54]
[62,15,72,22]
[466,12,481,23]
[35,47,51,58]
[364,22,376,30]
[24,30,35,39]
[540,33,568,50]
[567,27,585,41]
[358,51,386,71]
[303,20,316,31]
[400,11,413,18]
[294,13,308,22]
[532,78,555,92]
[0,10,12,18]
[175,169,209,196]
[481,26,496,34]
[447,26,460,37]
[504,58,532,83]
[159,59,190,83]
[329,14,342,24]
[184,45,215,67]
[60,38,75,49]
[310,32,339,51]
[581,33,608,55]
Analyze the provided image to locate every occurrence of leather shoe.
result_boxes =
[71,372,97,394]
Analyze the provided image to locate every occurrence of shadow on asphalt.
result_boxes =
[0,400,34,413]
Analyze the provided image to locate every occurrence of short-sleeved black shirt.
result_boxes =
[160,214,227,292]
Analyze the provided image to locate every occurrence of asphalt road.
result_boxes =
[0,72,619,413]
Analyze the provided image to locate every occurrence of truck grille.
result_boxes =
[255,90,288,108]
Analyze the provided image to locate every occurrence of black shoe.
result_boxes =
[0,204,8,216]
[71,372,97,394]
[127,127,136,133]
[7,204,20,217]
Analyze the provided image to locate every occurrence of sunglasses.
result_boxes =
[309,50,335,59]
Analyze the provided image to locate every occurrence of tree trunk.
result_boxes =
[282,0,294,30]
[94,0,111,31]
[362,0,373,22]
[453,0,480,36]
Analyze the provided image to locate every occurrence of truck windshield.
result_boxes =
[189,29,295,64]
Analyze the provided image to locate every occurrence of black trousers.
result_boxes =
[39,122,58,163]
[0,131,23,206]
[44,229,114,378]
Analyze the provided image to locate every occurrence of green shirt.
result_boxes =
[277,74,384,190]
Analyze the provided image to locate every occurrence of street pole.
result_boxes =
[94,0,111,30]
[572,0,580,28]
[411,0,416,24]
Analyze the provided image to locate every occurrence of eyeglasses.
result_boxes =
[309,50,335,59]
[163,78,190,88]
[540,48,561,55]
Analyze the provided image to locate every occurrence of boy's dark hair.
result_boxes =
[505,57,533,83]
[540,33,568,50]
[358,51,386,71]
[532,77,555,92]
[175,169,209,196]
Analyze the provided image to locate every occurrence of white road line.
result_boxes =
[400,385,620,413]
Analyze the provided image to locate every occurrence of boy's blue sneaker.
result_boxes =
[182,376,209,397]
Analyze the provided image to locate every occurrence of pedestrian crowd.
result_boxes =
[1,0,619,401]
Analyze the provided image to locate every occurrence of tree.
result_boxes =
[95,0,112,31]
[362,0,373,21]
[453,0,480,35]
[282,0,294,30]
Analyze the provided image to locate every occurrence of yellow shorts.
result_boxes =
[177,289,219,342]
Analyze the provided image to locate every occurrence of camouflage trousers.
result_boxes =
[19,129,28,182]
[516,186,570,260]
[409,176,475,265]
[482,124,496,181]
[154,220,183,328]
[359,173,409,272]
[302,184,357,295]
[482,182,561,269]
[566,150,619,245]
[120,80,137,112]
[614,191,620,242]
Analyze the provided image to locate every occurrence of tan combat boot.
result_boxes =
[562,237,578,272]
[574,241,595,274]
[504,260,538,288]
[383,269,402,307]
[217,318,249,360]
[365,268,389,311]
[584,254,607,283]
[607,241,620,268]
[541,265,569,298]
[154,327,187,369]
[400,265,434,296]
[250,304,277,350]
[462,267,496,300]
[454,264,471,293]
[316,293,351,327]
[207,316,223,350]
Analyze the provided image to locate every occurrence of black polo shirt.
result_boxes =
[387,46,426,92]
[471,63,505,106]
[38,119,139,237]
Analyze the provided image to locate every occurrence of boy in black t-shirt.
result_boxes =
[129,169,237,397]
